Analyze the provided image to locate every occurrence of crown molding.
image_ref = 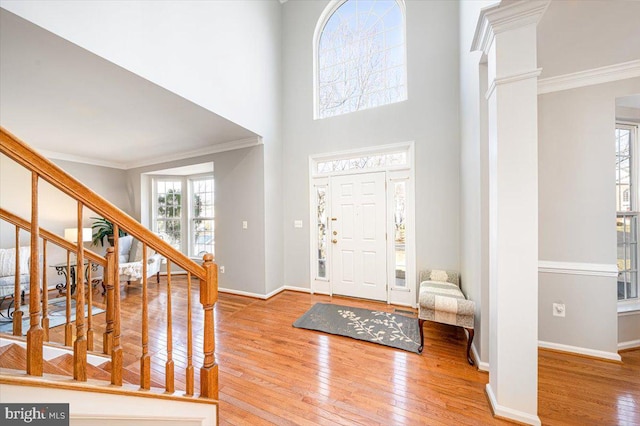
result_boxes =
[485,68,542,99]
[39,149,127,169]
[472,0,550,54]
[40,136,263,170]
[123,136,263,169]
[538,60,640,95]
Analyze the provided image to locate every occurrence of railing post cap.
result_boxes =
[203,253,214,263]
[106,247,115,253]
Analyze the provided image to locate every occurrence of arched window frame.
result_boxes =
[313,0,408,120]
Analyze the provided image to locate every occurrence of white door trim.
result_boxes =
[308,142,416,306]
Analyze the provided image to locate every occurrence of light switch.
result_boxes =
[294,220,303,228]
[242,221,248,229]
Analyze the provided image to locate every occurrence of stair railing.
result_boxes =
[0,126,218,399]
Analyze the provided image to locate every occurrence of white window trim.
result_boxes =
[312,0,408,120]
[617,122,640,310]
[151,173,214,259]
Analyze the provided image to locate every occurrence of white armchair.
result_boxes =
[117,235,162,285]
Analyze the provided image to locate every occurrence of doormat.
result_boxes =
[293,303,421,353]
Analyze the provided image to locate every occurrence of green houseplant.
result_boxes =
[91,217,127,247]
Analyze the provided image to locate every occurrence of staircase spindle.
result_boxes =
[186,272,194,396]
[111,228,123,386]
[165,262,174,393]
[140,243,151,390]
[41,239,49,341]
[87,262,94,351]
[73,202,87,381]
[199,254,218,399]
[103,247,115,355]
[64,251,72,346]
[26,171,43,376]
[12,227,22,336]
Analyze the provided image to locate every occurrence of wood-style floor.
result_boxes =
[41,276,639,425]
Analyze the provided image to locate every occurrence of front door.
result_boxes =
[331,172,387,301]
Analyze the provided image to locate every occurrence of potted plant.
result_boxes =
[91,217,127,247]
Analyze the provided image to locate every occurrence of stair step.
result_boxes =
[48,353,111,381]
[98,361,164,388]
[0,344,69,376]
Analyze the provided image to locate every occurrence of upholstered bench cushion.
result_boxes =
[419,281,475,328]
[0,275,29,298]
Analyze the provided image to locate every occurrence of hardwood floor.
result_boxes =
[41,276,639,425]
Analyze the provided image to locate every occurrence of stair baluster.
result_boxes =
[12,226,22,337]
[64,251,72,346]
[165,262,174,393]
[140,243,151,390]
[26,171,43,376]
[87,261,94,351]
[186,272,194,396]
[42,239,49,341]
[111,231,123,386]
[73,202,87,381]
[103,248,115,355]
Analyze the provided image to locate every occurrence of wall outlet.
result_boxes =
[553,303,565,317]
[220,266,225,274]
[242,221,248,229]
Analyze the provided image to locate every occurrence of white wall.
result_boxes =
[281,0,461,291]
[127,146,266,295]
[1,0,284,296]
[0,153,132,285]
[458,0,497,368]
[538,77,640,357]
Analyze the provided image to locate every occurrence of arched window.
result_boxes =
[314,0,407,119]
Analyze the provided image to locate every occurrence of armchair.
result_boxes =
[116,235,162,285]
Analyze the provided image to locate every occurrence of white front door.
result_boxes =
[331,172,387,301]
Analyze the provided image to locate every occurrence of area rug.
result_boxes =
[293,303,421,353]
[0,297,104,335]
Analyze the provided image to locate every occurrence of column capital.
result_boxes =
[472,0,550,55]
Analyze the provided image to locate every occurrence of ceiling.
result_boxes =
[0,9,259,170]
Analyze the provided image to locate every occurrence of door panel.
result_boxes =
[331,172,387,301]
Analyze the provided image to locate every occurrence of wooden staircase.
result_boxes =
[0,127,219,424]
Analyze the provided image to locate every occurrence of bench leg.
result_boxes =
[418,319,425,353]
[465,328,475,366]
[156,272,160,284]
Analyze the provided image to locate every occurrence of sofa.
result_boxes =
[417,269,475,365]
[0,246,31,318]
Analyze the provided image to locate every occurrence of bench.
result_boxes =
[418,269,475,365]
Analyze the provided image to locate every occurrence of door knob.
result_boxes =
[332,239,338,244]
[333,231,337,235]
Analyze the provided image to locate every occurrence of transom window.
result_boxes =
[315,0,407,119]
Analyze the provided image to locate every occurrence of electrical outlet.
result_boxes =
[553,303,565,317]
[242,221,248,229]
[220,266,225,274]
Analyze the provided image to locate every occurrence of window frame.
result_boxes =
[616,122,640,311]
[151,173,215,259]
[313,0,408,120]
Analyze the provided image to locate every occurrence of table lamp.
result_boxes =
[64,227,92,244]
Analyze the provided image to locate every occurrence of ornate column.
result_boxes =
[472,2,550,425]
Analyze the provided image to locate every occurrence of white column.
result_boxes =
[472,2,549,425]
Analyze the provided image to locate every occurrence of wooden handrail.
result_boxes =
[1,127,206,280]
[0,208,106,267]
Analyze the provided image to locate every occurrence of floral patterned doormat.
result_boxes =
[293,303,421,353]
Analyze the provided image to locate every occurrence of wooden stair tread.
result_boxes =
[0,344,69,376]
[48,353,111,381]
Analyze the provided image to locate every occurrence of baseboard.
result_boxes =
[471,343,489,372]
[485,384,541,426]
[538,340,622,362]
[218,285,311,300]
[618,339,640,351]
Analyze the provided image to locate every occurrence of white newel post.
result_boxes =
[472,2,550,425]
